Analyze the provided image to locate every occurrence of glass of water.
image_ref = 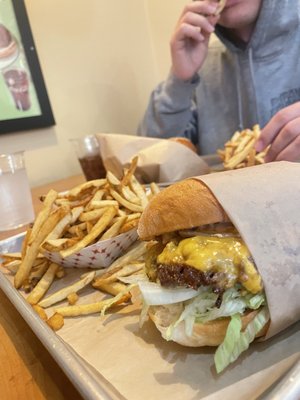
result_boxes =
[0,151,34,232]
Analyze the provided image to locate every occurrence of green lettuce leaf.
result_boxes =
[214,307,270,373]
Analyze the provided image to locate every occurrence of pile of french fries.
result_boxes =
[0,157,159,331]
[218,124,269,170]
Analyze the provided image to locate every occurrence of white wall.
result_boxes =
[0,0,187,187]
[145,0,186,80]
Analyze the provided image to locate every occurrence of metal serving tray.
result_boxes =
[0,233,299,400]
[0,233,122,400]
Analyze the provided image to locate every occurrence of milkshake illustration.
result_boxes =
[0,23,32,111]
[3,68,31,111]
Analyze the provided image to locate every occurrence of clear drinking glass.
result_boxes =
[70,135,106,181]
[0,151,34,231]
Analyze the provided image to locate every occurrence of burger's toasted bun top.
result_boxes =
[149,305,268,347]
[138,178,229,240]
[168,137,198,153]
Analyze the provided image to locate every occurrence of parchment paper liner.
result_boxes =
[96,133,209,183]
[197,161,300,338]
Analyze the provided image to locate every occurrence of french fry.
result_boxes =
[60,206,118,258]
[150,182,160,196]
[215,0,227,15]
[2,259,21,274]
[67,292,79,305]
[21,227,32,258]
[55,196,92,208]
[28,260,49,282]
[55,266,65,279]
[55,292,130,317]
[230,130,241,142]
[106,170,121,186]
[225,138,256,169]
[120,186,141,205]
[100,216,126,240]
[26,262,59,305]
[67,179,106,200]
[86,221,94,234]
[93,262,144,286]
[124,212,141,222]
[0,252,23,262]
[94,280,130,296]
[129,175,148,208]
[219,125,266,170]
[89,200,119,209]
[47,313,64,331]
[38,271,96,308]
[28,189,58,246]
[121,156,138,186]
[79,208,107,222]
[119,218,139,234]
[42,238,80,252]
[104,241,147,273]
[32,304,48,321]
[14,207,69,289]
[85,189,105,210]
[247,148,256,167]
[67,222,86,235]
[110,189,144,212]
[45,207,73,241]
[46,206,84,241]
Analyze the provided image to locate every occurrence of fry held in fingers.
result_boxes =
[214,0,227,16]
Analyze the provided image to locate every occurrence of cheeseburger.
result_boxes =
[137,178,270,373]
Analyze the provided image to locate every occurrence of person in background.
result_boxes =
[138,0,300,162]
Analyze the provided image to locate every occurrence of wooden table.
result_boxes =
[0,175,86,400]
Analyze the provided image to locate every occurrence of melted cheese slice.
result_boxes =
[157,235,262,293]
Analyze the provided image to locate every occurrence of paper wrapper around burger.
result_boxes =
[96,133,209,183]
[43,228,138,268]
[195,161,300,339]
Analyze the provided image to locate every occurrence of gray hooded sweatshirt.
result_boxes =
[138,0,300,155]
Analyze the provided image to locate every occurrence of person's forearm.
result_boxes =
[138,72,199,141]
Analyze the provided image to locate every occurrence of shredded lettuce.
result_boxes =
[166,287,266,339]
[214,307,270,373]
[120,273,270,372]
[150,286,269,372]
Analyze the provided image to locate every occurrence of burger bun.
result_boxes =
[138,178,229,240]
[168,137,198,153]
[149,304,268,347]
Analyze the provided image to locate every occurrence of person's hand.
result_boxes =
[170,1,220,81]
[255,102,300,162]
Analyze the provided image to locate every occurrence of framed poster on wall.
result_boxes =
[0,0,55,134]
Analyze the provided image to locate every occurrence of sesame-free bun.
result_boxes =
[138,178,229,240]
[168,137,198,153]
[149,305,268,347]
